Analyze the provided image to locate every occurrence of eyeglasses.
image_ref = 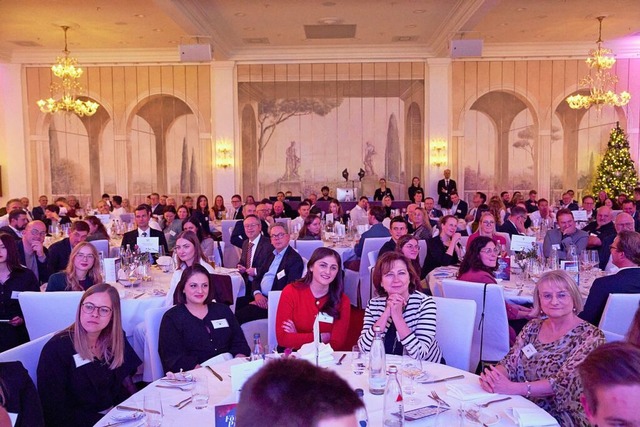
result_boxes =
[480,248,500,255]
[81,302,113,317]
[76,253,95,260]
[30,229,47,237]
[481,221,495,225]
[540,292,570,302]
[270,233,287,240]
[244,223,260,228]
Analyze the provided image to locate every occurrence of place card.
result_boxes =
[510,235,536,252]
[215,403,238,427]
[96,214,111,224]
[230,359,263,393]
[325,213,334,224]
[494,256,511,281]
[573,210,588,221]
[137,237,159,253]
[103,257,121,282]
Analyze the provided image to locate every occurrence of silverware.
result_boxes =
[420,374,464,384]
[428,391,449,407]
[171,396,193,407]
[336,354,347,365]
[133,292,145,299]
[465,409,488,427]
[156,384,193,391]
[477,396,511,408]
[205,365,223,381]
[178,398,193,410]
[116,405,159,415]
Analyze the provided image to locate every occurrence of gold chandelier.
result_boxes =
[37,26,99,117]
[566,16,630,111]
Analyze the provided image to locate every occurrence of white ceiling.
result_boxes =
[2,0,640,63]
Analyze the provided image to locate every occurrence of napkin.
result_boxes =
[297,342,334,366]
[505,407,558,427]
[156,256,173,266]
[446,383,496,401]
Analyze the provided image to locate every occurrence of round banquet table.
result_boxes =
[96,352,558,426]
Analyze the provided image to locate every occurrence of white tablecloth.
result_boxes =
[96,353,558,426]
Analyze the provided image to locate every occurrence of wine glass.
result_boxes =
[580,250,591,272]
[402,348,423,405]
[589,250,600,271]
[144,392,163,427]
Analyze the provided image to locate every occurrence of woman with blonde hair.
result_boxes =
[46,242,103,292]
[412,207,432,241]
[38,284,141,426]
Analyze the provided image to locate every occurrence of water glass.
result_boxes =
[351,345,365,375]
[144,392,163,427]
[191,376,210,410]
[402,348,422,404]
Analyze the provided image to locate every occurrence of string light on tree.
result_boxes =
[592,122,638,197]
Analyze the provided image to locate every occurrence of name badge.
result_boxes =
[73,353,92,368]
[11,291,20,300]
[169,230,177,236]
[276,270,285,280]
[522,343,537,359]
[317,312,334,324]
[211,319,229,329]
[551,244,560,250]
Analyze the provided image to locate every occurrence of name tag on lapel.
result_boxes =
[276,270,285,280]
[73,353,93,368]
[317,312,334,324]
[211,319,230,329]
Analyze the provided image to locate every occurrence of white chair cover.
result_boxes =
[0,332,54,386]
[241,320,268,352]
[275,218,291,233]
[442,279,510,370]
[433,297,477,371]
[144,305,172,381]
[19,291,83,340]
[267,291,283,350]
[599,293,640,337]
[418,239,427,265]
[344,237,388,308]
[221,220,241,267]
[88,239,109,258]
[291,240,324,261]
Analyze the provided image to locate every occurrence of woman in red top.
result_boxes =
[276,247,351,351]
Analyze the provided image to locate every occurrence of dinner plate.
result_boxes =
[111,410,145,422]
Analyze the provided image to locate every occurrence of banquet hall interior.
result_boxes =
[1,0,639,205]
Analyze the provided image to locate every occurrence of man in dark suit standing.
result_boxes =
[449,192,468,220]
[236,215,274,298]
[437,169,457,209]
[498,205,527,237]
[121,204,169,255]
[47,221,90,275]
[580,230,640,326]
[149,193,164,217]
[235,223,303,324]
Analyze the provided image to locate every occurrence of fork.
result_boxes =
[178,398,193,410]
[156,384,193,391]
[465,410,489,427]
[429,391,449,407]
[477,396,511,408]
[171,396,193,408]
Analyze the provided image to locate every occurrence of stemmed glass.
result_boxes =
[589,250,600,270]
[402,348,423,405]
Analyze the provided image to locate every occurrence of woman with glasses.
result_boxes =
[159,264,249,373]
[46,242,103,292]
[38,284,141,427]
[465,211,507,252]
[0,233,40,352]
[479,271,605,426]
[396,235,422,280]
[276,247,351,351]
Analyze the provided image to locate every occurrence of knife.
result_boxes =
[116,405,159,414]
[420,374,465,384]
[205,365,223,381]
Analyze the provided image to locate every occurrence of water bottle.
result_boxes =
[98,251,105,276]
[122,244,132,267]
[566,244,577,262]
[383,365,403,426]
[549,247,559,270]
[368,326,386,395]
[251,333,264,361]
[354,388,369,427]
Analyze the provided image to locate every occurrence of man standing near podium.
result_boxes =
[437,169,457,209]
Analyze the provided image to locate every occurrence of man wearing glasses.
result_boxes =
[580,230,640,326]
[46,220,90,275]
[498,205,528,237]
[542,209,588,260]
[235,223,303,324]
[17,221,49,283]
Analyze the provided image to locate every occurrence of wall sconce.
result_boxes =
[430,138,448,167]
[216,140,233,169]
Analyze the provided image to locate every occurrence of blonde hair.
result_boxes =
[532,270,583,316]
[71,284,125,369]
[65,242,103,291]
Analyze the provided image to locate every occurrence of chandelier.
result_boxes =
[37,26,99,117]
[566,16,630,111]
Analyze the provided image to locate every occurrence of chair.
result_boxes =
[267,291,282,351]
[418,239,427,265]
[599,293,640,337]
[459,236,469,250]
[275,218,291,233]
[442,279,510,372]
[433,297,477,371]
[19,291,83,340]
[344,237,389,308]
[241,320,268,351]
[88,239,109,258]
[0,332,54,386]
[144,306,172,381]
[221,220,241,267]
[292,240,324,261]
[213,240,225,267]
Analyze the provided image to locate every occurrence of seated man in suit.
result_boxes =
[17,221,49,283]
[349,197,369,227]
[32,195,48,222]
[621,199,640,233]
[542,208,588,260]
[290,201,311,231]
[121,204,169,255]
[524,190,538,213]
[449,192,468,219]
[276,192,295,218]
[560,192,579,210]
[230,203,268,249]
[378,217,408,257]
[229,194,244,220]
[235,223,303,324]
[47,220,90,275]
[584,206,615,247]
[345,206,390,271]
[0,209,28,240]
[580,230,640,326]
[423,197,443,227]
[498,205,527,236]
[236,215,274,298]
[0,199,25,229]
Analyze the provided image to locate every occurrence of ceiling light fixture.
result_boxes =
[37,26,99,117]
[566,16,631,111]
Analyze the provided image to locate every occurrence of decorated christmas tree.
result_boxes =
[592,122,638,197]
